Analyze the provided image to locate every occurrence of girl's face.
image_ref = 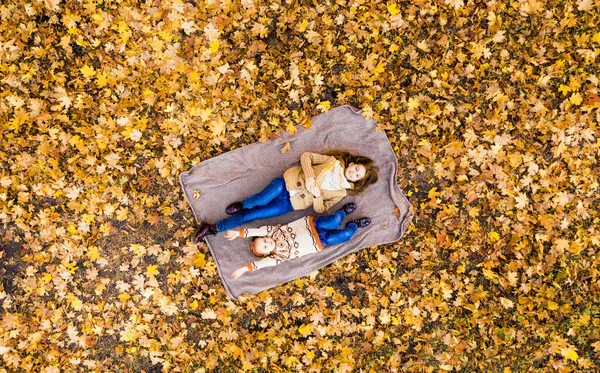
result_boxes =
[252,237,275,256]
[345,162,366,182]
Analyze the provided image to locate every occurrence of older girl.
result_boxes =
[194,151,377,242]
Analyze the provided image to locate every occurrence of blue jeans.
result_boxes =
[216,177,294,232]
[314,210,358,246]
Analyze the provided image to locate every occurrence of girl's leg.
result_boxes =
[318,222,358,246]
[313,210,346,230]
[242,177,286,209]
[217,195,293,231]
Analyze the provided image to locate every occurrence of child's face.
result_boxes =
[252,237,275,256]
[345,162,366,182]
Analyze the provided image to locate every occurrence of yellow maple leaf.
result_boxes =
[305,30,322,45]
[417,40,430,52]
[305,350,315,361]
[554,238,569,252]
[142,89,154,100]
[70,297,82,309]
[130,244,146,256]
[280,141,291,153]
[567,241,584,255]
[560,347,578,361]
[241,361,254,371]
[547,300,559,310]
[120,328,137,342]
[209,116,226,136]
[387,3,401,16]
[8,117,23,131]
[116,208,128,221]
[65,262,77,274]
[482,268,498,280]
[209,39,220,53]
[558,84,571,96]
[80,65,96,79]
[67,224,78,234]
[118,294,131,301]
[373,61,386,75]
[95,72,108,88]
[445,0,465,9]
[188,71,200,83]
[44,0,61,11]
[514,193,528,209]
[577,0,593,11]
[324,286,335,297]
[488,231,500,242]
[500,297,514,309]
[302,118,313,130]
[146,264,159,276]
[69,135,83,148]
[592,32,600,43]
[297,19,309,32]
[285,121,297,135]
[91,13,103,23]
[96,138,107,151]
[407,97,420,110]
[341,346,353,359]
[298,323,313,336]
[82,214,95,225]
[198,108,212,121]
[317,101,331,112]
[192,253,206,269]
[428,187,440,199]
[568,78,581,91]
[201,309,217,319]
[570,93,583,105]
[86,246,100,261]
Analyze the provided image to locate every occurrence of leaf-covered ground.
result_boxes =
[1,0,600,372]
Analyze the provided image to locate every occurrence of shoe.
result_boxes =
[341,203,357,214]
[347,217,371,228]
[193,223,218,243]
[226,202,244,215]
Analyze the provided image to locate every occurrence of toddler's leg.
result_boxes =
[318,223,358,246]
[313,210,346,230]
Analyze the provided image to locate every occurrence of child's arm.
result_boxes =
[224,230,240,240]
[231,257,279,279]
[300,152,332,181]
[312,195,326,213]
[231,266,249,279]
[233,226,273,238]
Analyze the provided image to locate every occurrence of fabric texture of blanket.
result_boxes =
[179,105,413,299]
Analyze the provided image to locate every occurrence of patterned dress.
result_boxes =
[238,216,324,271]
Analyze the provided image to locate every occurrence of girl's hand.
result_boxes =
[309,185,321,198]
[305,177,316,191]
[224,230,240,240]
[231,266,249,279]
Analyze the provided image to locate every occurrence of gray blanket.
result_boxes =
[179,105,413,299]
